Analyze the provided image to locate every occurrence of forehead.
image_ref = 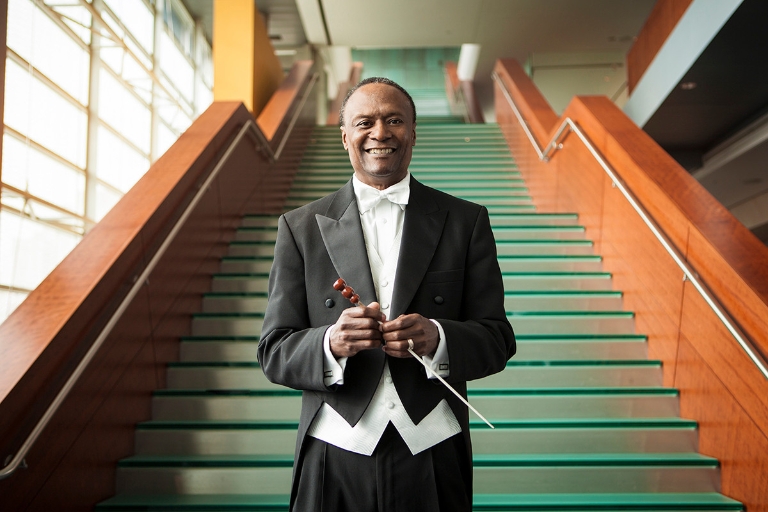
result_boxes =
[345,83,411,120]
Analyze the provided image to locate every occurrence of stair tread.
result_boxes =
[136,418,698,430]
[97,492,742,510]
[118,453,718,468]
[153,387,678,397]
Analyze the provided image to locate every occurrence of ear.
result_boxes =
[341,126,349,150]
[412,124,417,146]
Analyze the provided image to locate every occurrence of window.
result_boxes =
[0,0,213,323]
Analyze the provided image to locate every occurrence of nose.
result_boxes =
[369,120,391,140]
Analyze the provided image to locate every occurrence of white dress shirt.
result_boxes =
[306,172,461,455]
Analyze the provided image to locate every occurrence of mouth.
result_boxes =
[366,148,395,155]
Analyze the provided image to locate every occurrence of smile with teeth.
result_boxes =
[367,148,394,154]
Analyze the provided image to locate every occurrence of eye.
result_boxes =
[356,120,371,127]
[388,118,403,125]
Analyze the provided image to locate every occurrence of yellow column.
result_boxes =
[213,0,283,116]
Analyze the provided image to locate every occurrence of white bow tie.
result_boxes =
[357,180,410,213]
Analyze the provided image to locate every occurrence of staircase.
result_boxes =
[97,122,742,511]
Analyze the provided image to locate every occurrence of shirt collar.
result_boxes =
[353,171,411,214]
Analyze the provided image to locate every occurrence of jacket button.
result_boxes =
[325,299,335,308]
[434,296,444,304]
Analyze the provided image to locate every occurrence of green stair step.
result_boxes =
[97,492,742,511]
[154,387,678,397]
[116,453,717,469]
[136,418,697,431]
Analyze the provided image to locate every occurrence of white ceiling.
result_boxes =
[321,0,654,84]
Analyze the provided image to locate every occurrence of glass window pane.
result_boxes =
[156,120,177,158]
[158,31,194,103]
[0,288,29,324]
[104,0,155,55]
[94,183,122,221]
[4,59,88,168]
[100,46,154,104]
[2,134,86,215]
[7,0,90,105]
[163,0,194,57]
[194,74,213,116]
[98,68,151,154]
[196,32,213,89]
[59,4,92,45]
[157,100,192,135]
[95,124,150,193]
[0,209,81,291]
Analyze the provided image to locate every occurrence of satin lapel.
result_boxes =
[392,178,447,318]
[316,181,383,425]
[315,180,378,307]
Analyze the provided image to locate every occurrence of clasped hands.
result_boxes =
[329,302,438,359]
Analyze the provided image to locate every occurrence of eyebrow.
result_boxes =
[351,111,406,121]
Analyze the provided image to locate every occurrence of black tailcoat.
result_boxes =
[258,176,516,506]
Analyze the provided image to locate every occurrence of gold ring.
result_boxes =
[407,338,414,350]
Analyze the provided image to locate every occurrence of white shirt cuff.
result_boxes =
[323,324,347,386]
[422,319,449,378]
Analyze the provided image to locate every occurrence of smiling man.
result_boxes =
[258,77,515,512]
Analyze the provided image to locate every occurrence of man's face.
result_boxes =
[341,83,416,190]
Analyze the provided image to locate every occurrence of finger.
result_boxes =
[364,302,387,322]
[382,336,415,355]
[379,314,414,333]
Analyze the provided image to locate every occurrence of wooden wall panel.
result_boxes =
[679,281,768,436]
[626,0,694,92]
[494,60,558,146]
[25,337,159,511]
[494,58,768,508]
[0,286,154,509]
[550,141,606,249]
[0,62,319,510]
[494,85,557,212]
[686,226,768,357]
[676,335,768,511]
[600,183,685,386]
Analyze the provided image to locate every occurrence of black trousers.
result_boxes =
[292,423,471,512]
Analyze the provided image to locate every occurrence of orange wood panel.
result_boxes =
[599,183,686,386]
[572,95,768,360]
[495,88,556,211]
[258,60,313,141]
[25,337,159,511]
[0,61,319,509]
[562,97,693,252]
[676,335,768,511]
[627,0,694,92]
[460,81,485,124]
[686,217,768,357]
[494,60,558,148]
[549,138,607,248]
[679,280,768,436]
[445,61,460,94]
[599,176,687,324]
[0,286,154,509]
[494,57,768,510]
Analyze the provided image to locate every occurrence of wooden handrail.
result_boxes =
[326,62,364,126]
[0,60,318,508]
[444,62,485,124]
[493,58,768,509]
[626,0,694,92]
